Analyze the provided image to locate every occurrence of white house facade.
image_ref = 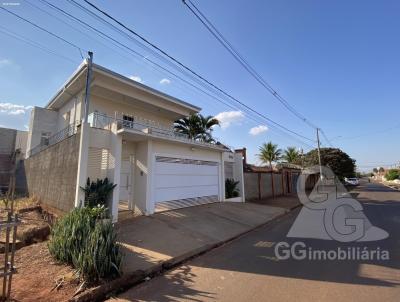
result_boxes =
[25,60,244,221]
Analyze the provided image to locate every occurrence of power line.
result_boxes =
[0,6,85,59]
[40,0,314,149]
[0,25,77,63]
[182,0,318,130]
[1,0,314,148]
[78,0,316,143]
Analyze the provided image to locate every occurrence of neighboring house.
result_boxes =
[0,127,27,194]
[24,60,244,221]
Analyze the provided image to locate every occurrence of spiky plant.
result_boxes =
[225,178,240,198]
[81,178,116,208]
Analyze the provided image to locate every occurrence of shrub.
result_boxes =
[72,220,122,282]
[81,178,116,208]
[48,207,121,282]
[225,178,239,198]
[385,169,400,181]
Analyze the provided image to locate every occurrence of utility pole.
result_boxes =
[83,51,93,123]
[316,128,323,180]
[75,51,93,207]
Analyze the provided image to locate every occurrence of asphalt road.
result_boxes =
[113,181,400,302]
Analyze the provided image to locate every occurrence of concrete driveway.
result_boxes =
[112,180,400,302]
[116,202,286,274]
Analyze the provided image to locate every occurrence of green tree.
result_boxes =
[258,142,282,169]
[303,148,356,180]
[282,147,300,164]
[385,169,399,181]
[174,113,219,142]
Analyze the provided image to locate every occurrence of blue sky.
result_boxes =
[0,0,399,171]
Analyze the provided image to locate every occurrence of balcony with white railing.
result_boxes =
[27,121,78,157]
[88,112,226,150]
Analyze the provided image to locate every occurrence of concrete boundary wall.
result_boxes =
[24,132,81,214]
[244,170,316,201]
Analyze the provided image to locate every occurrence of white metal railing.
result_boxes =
[88,112,225,149]
[27,122,78,157]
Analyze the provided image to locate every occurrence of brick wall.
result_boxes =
[23,132,80,213]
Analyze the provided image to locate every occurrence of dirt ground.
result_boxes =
[8,242,79,302]
[0,198,80,301]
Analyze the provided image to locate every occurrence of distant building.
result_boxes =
[0,127,28,194]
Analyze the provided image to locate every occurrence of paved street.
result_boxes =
[112,181,400,302]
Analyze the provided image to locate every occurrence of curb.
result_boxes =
[381,182,400,191]
[70,204,301,302]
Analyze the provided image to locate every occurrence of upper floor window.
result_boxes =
[40,132,51,146]
[122,114,134,128]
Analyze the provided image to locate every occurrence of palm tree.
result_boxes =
[258,142,282,170]
[258,141,282,198]
[174,114,219,142]
[283,147,300,164]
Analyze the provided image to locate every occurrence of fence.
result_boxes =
[0,212,19,301]
[243,169,317,201]
[27,122,77,157]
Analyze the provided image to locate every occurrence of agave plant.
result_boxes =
[80,178,116,208]
[48,207,121,282]
[225,178,240,198]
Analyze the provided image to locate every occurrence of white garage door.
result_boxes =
[154,156,220,212]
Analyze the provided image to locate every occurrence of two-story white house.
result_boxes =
[25,60,244,221]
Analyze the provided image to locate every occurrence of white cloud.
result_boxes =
[129,75,142,83]
[249,125,268,136]
[215,111,245,129]
[0,59,12,67]
[159,78,171,85]
[0,103,33,115]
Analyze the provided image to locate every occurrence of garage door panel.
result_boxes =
[155,162,218,176]
[155,185,219,203]
[155,174,219,188]
[154,156,220,208]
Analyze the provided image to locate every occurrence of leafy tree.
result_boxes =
[174,113,219,143]
[385,169,399,181]
[303,148,356,180]
[258,142,282,169]
[282,147,300,164]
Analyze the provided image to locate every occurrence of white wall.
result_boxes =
[26,106,58,154]
[133,140,149,214]
[152,140,222,162]
[56,95,82,131]
[89,95,174,128]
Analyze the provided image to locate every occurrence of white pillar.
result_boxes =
[110,126,122,222]
[220,153,225,201]
[145,140,154,215]
[74,122,90,207]
[234,153,245,202]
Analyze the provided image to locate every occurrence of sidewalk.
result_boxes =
[72,201,290,301]
[249,194,301,210]
[117,202,286,274]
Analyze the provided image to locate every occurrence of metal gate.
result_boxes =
[0,212,19,301]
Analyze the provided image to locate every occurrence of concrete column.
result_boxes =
[234,153,245,202]
[110,125,122,222]
[74,122,90,207]
[145,140,154,215]
[220,153,225,201]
